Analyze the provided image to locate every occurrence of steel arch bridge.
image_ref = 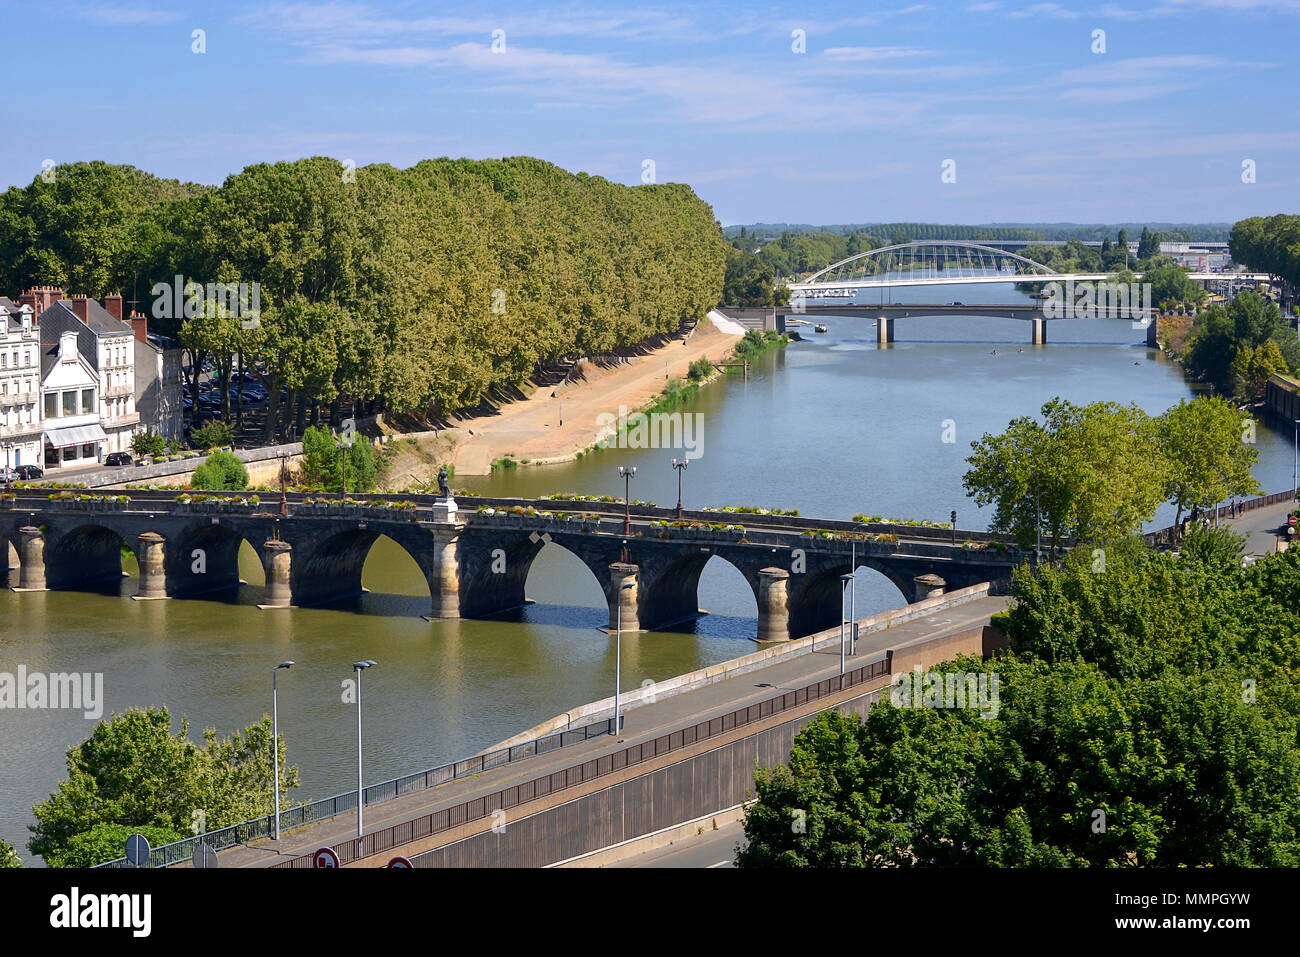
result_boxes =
[788,240,1061,294]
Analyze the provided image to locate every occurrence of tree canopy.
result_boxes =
[739,542,1300,867]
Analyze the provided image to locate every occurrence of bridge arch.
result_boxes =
[166,522,267,598]
[42,521,139,592]
[287,526,437,609]
[636,550,758,633]
[797,240,1059,288]
[785,557,912,640]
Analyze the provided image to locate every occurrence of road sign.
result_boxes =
[125,833,151,868]
[312,846,340,869]
[386,856,412,869]
[1289,515,1296,527]
[192,842,218,869]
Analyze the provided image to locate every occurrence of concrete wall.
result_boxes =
[484,581,994,752]
[369,619,1000,868]
[87,442,304,489]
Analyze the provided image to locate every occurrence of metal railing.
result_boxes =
[271,654,892,868]
[92,711,622,868]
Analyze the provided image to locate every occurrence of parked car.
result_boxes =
[16,464,43,480]
[105,452,133,466]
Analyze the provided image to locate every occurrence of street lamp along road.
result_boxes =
[271,661,294,840]
[613,581,634,737]
[618,465,636,535]
[351,657,377,837]
[672,458,688,519]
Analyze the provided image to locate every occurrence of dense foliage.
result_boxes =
[190,449,249,490]
[1183,292,1300,399]
[29,707,298,866]
[0,839,21,868]
[300,425,377,492]
[47,823,184,869]
[1229,214,1300,288]
[739,541,1300,867]
[963,396,1259,552]
[1,157,726,435]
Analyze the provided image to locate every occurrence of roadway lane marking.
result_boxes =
[707,860,732,868]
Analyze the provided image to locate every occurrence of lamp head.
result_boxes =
[277,660,294,670]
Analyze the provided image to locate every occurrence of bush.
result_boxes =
[190,420,234,451]
[0,839,21,868]
[45,823,183,869]
[191,449,248,491]
[688,357,714,381]
[301,425,378,492]
[130,429,166,458]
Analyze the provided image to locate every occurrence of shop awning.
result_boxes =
[44,424,108,448]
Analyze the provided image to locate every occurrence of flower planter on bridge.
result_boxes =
[48,498,128,512]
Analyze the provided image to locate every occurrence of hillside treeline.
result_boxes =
[0,158,725,431]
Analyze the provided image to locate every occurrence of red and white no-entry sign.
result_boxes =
[312,846,340,869]
[386,856,412,869]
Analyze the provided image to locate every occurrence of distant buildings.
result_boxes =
[0,287,183,471]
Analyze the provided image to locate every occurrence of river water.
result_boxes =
[4,287,1294,863]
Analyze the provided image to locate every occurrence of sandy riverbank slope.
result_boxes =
[445,318,744,475]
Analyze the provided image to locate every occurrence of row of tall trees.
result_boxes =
[0,158,726,435]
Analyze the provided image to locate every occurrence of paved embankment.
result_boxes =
[211,591,1006,868]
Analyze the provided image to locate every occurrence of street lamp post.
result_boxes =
[352,659,376,837]
[2,443,12,492]
[278,451,288,517]
[1293,418,1299,500]
[612,581,633,737]
[848,540,856,655]
[951,509,957,546]
[618,465,636,535]
[672,458,688,519]
[337,435,352,500]
[839,574,852,684]
[271,661,294,840]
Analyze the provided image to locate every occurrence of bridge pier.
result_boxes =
[1031,316,1047,345]
[260,540,293,608]
[757,567,791,642]
[17,526,45,590]
[134,532,168,600]
[1145,314,1158,349]
[428,535,461,620]
[607,562,641,632]
[877,316,894,345]
[912,573,946,602]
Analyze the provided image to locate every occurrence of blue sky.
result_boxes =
[2,0,1297,225]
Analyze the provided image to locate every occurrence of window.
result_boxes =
[62,391,76,416]
[82,389,95,414]
[44,393,57,419]
[82,443,96,458]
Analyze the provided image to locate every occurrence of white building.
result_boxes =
[34,290,140,468]
[133,323,184,442]
[0,296,42,469]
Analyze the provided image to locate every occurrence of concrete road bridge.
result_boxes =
[3,489,1027,642]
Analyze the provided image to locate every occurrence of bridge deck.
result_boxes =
[211,593,1007,867]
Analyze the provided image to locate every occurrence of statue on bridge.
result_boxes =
[438,466,451,499]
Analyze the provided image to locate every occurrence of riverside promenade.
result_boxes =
[211,590,1007,868]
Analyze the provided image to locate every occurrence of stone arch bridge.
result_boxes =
[3,492,1025,642]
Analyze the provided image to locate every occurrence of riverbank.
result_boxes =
[382,317,747,481]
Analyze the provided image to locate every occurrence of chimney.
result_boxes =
[130,310,149,345]
[27,286,63,315]
[103,293,123,322]
[68,295,90,323]
[17,291,36,314]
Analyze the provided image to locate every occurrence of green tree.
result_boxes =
[963,398,1165,554]
[46,823,183,869]
[189,420,234,450]
[190,448,248,490]
[1178,524,1246,569]
[29,707,298,866]
[1156,397,1260,528]
[130,429,166,458]
[299,425,376,492]
[0,839,21,868]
